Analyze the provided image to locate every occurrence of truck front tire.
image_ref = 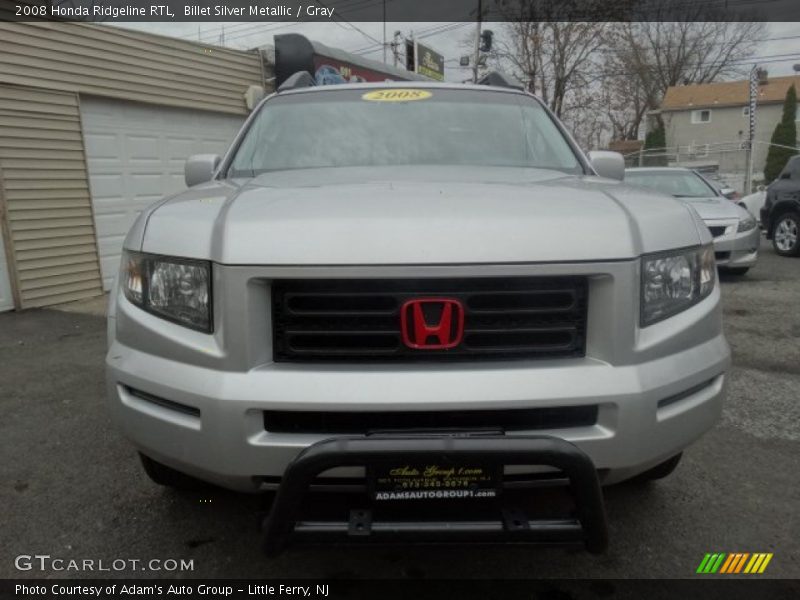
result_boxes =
[772,211,800,256]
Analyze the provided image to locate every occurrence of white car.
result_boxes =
[739,189,767,226]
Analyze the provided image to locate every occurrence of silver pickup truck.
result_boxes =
[106,78,730,554]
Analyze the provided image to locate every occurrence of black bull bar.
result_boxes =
[261,434,609,555]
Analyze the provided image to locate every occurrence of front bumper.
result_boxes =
[106,259,730,492]
[106,334,729,491]
[262,434,608,554]
[707,220,760,268]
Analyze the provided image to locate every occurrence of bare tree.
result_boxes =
[479,0,631,148]
[491,21,609,119]
[604,3,765,140]
[484,0,764,147]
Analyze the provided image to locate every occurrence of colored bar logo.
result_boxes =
[696,553,773,574]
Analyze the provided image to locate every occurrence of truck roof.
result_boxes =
[276,80,529,97]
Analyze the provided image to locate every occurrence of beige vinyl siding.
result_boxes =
[0,85,103,308]
[0,22,264,115]
[0,22,266,308]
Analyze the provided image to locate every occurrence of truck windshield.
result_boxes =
[228,88,583,176]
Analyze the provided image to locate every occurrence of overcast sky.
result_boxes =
[113,21,800,82]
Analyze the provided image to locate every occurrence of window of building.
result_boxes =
[691,109,712,124]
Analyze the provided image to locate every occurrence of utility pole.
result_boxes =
[473,0,482,83]
[639,111,650,167]
[391,31,402,68]
[405,31,415,74]
[382,0,387,64]
[745,64,759,195]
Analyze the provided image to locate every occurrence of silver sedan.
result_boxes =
[626,167,759,275]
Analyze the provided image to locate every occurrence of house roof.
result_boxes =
[661,75,800,111]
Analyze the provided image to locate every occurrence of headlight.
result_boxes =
[737,215,757,232]
[641,245,715,326]
[121,251,212,332]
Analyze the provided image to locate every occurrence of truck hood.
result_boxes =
[135,166,705,264]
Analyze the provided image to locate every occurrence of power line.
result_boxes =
[181,0,377,41]
[350,22,463,53]
[182,20,800,63]
[580,33,800,55]
[350,22,470,56]
[180,20,273,41]
[602,51,800,77]
[179,19,800,82]
[217,22,305,46]
[327,27,800,60]
[323,0,388,15]
[500,51,800,89]
[185,21,299,46]
[314,0,383,46]
[419,22,473,40]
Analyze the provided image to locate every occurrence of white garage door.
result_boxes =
[0,229,13,311]
[80,97,244,289]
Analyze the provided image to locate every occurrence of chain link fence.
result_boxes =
[622,141,756,193]
[621,140,800,194]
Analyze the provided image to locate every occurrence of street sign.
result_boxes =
[414,41,445,81]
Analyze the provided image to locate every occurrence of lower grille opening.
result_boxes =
[715,251,731,261]
[263,406,598,434]
[708,226,727,238]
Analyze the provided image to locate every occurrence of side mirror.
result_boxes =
[587,151,625,181]
[185,154,221,187]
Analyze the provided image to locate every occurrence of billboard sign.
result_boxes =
[274,33,429,88]
[414,41,445,81]
[312,56,396,85]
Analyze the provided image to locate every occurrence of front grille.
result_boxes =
[708,225,727,238]
[271,277,588,361]
[263,406,598,434]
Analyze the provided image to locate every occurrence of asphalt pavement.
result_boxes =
[1,236,798,580]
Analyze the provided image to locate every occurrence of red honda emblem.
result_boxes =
[400,298,465,350]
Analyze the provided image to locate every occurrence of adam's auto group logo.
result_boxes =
[696,552,773,574]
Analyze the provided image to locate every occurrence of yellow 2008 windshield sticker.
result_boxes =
[362,89,432,102]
